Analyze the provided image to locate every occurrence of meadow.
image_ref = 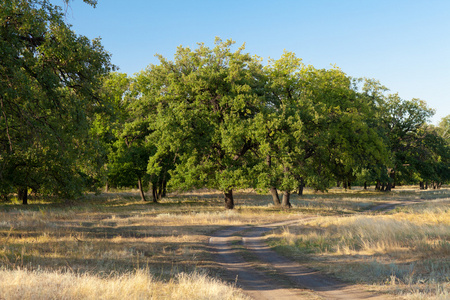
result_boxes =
[0,187,449,299]
[268,189,450,299]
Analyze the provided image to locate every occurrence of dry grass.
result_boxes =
[268,192,450,299]
[0,268,250,300]
[0,190,300,299]
[1,187,449,299]
[0,201,282,275]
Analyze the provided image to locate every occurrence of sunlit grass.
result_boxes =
[0,190,305,298]
[0,192,271,299]
[268,196,450,299]
[1,186,449,299]
[0,268,250,300]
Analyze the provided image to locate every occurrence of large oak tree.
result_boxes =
[137,39,265,209]
[0,0,112,203]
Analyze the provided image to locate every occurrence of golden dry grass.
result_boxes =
[0,190,301,299]
[1,187,449,299]
[0,269,250,300]
[268,192,450,299]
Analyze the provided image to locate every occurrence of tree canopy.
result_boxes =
[0,0,113,203]
[119,41,448,209]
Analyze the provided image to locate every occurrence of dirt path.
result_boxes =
[210,219,388,299]
[210,226,313,299]
[209,201,422,300]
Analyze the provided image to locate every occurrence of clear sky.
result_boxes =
[60,0,449,125]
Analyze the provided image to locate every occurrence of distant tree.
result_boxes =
[411,124,450,188]
[91,72,131,192]
[108,137,153,201]
[94,72,164,202]
[352,79,391,190]
[0,0,112,203]
[123,70,177,202]
[310,71,388,193]
[436,115,450,185]
[378,95,435,190]
[438,115,450,143]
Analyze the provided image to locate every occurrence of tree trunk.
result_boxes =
[298,178,305,196]
[343,181,348,189]
[157,180,163,200]
[390,171,395,189]
[420,181,424,190]
[385,181,392,191]
[152,184,158,203]
[224,189,234,209]
[161,178,167,198]
[270,186,281,206]
[137,177,147,201]
[375,180,381,191]
[266,155,280,206]
[425,182,428,189]
[281,191,291,209]
[364,182,367,190]
[298,185,304,196]
[105,181,109,193]
[18,188,23,202]
[18,187,28,205]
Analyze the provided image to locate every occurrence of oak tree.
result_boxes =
[140,39,264,209]
[0,0,112,203]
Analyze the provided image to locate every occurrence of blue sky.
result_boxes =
[61,0,449,124]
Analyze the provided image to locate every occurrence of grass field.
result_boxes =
[0,187,449,299]
[268,189,450,299]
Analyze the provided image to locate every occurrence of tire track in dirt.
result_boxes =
[241,222,387,299]
[210,226,313,300]
[209,200,425,299]
[210,218,388,299]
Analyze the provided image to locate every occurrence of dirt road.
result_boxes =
[209,201,418,299]
[210,225,312,299]
[210,219,389,299]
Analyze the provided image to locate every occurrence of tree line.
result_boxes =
[2,1,450,208]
